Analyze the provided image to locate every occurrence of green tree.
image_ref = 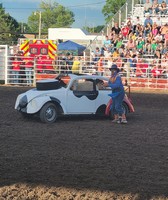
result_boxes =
[0,4,20,45]
[102,0,126,23]
[28,1,75,34]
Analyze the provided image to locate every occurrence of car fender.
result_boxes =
[26,96,62,114]
[124,96,135,113]
[105,96,135,116]
[105,98,112,116]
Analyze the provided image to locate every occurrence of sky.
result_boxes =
[0,0,106,28]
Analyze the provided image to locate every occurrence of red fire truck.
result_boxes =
[18,39,58,81]
[19,39,57,59]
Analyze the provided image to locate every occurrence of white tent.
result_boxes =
[48,28,103,41]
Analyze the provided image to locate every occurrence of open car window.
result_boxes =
[71,78,94,91]
[96,79,111,90]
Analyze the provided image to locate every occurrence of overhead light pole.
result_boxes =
[34,11,42,39]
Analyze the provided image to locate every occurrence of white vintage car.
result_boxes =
[15,74,134,123]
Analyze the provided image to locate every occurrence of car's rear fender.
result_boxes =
[124,96,135,113]
[26,96,63,114]
[105,95,135,116]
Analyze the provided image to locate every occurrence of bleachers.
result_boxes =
[131,3,168,26]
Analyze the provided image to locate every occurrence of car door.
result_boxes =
[66,78,97,114]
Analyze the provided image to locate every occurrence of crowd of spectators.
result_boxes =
[9,0,168,82]
[91,0,168,79]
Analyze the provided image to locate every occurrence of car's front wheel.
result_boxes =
[39,102,58,123]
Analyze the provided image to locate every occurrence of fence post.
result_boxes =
[32,58,36,87]
[119,10,121,27]
[106,24,109,36]
[112,18,114,28]
[132,0,134,16]
[126,2,128,20]
[4,45,8,85]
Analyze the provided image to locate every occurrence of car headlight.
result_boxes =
[19,95,28,108]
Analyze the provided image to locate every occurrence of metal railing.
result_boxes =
[2,55,168,90]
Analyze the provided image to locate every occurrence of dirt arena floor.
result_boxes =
[0,86,168,200]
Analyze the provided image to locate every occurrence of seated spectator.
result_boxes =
[112,48,120,58]
[155,32,163,42]
[154,16,162,32]
[129,31,137,41]
[144,0,153,15]
[93,47,101,62]
[104,48,112,61]
[103,35,111,48]
[116,37,123,49]
[160,0,167,16]
[160,23,168,36]
[144,22,152,37]
[144,14,153,27]
[152,0,160,14]
[118,44,125,57]
[132,17,142,33]
[144,37,152,54]
[162,44,168,54]
[151,39,158,53]
[164,30,168,46]
[135,24,144,36]
[110,33,116,42]
[136,37,145,54]
[111,22,121,35]
[121,24,130,39]
[128,31,137,41]
[156,41,164,54]
[154,48,162,59]
[126,17,132,30]
[151,22,158,37]
[118,32,124,40]
[126,38,136,50]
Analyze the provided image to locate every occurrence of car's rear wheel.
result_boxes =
[122,102,129,115]
[110,102,129,119]
[39,102,58,123]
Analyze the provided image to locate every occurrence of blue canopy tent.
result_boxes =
[58,40,86,56]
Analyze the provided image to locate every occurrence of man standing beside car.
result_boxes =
[104,64,127,124]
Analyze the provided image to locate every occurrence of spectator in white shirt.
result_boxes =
[154,16,162,32]
[144,0,153,14]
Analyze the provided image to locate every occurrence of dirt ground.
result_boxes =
[0,86,168,200]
